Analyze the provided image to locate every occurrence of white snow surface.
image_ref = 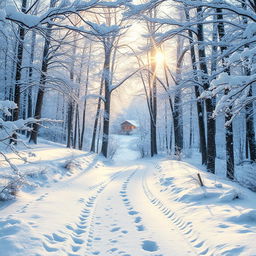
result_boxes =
[0,136,256,256]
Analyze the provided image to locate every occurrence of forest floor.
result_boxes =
[0,135,256,256]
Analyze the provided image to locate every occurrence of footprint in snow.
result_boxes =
[42,242,58,252]
[238,229,252,233]
[78,198,85,203]
[31,214,40,219]
[134,216,142,223]
[110,239,118,243]
[136,225,145,231]
[52,232,66,242]
[72,236,84,244]
[128,210,139,215]
[109,248,118,252]
[73,229,86,235]
[218,224,229,228]
[36,193,48,201]
[71,245,81,252]
[142,240,159,252]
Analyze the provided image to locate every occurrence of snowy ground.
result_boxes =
[0,135,256,256]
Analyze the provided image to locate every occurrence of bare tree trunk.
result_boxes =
[9,40,18,106]
[245,88,256,162]
[164,100,169,152]
[216,7,234,179]
[13,0,27,123]
[101,89,111,157]
[241,2,256,162]
[189,97,193,148]
[149,9,158,157]
[150,47,158,157]
[67,102,74,148]
[29,2,55,143]
[96,113,102,153]
[79,43,92,150]
[29,79,45,144]
[22,87,27,135]
[173,35,184,155]
[72,42,86,149]
[173,91,183,154]
[27,31,36,137]
[185,8,207,165]
[11,0,27,143]
[79,99,87,150]
[196,6,216,173]
[101,45,111,158]
[67,33,77,148]
[91,72,104,153]
[73,104,80,149]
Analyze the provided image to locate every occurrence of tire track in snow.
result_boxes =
[41,168,126,255]
[142,163,214,256]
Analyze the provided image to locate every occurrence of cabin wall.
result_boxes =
[121,122,136,134]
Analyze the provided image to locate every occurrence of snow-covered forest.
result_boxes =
[1,0,256,255]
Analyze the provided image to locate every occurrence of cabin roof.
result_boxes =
[121,120,139,127]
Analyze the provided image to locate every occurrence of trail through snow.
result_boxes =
[0,135,256,255]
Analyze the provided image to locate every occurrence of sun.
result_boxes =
[155,50,165,65]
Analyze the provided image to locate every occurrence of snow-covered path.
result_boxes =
[0,136,196,256]
[1,135,256,256]
[37,136,195,255]
[71,165,196,256]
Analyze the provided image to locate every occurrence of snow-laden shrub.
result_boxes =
[218,189,241,202]
[63,158,82,175]
[183,148,192,159]
[0,178,23,201]
[173,148,184,161]
[0,100,49,200]
[136,127,150,158]
[108,135,119,159]
[236,163,256,192]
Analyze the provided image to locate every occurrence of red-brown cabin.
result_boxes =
[121,120,138,135]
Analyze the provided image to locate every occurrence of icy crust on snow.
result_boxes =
[153,160,256,256]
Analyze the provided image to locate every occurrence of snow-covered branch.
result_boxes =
[4,0,130,28]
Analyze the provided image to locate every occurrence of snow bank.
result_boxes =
[150,160,256,256]
[0,139,101,200]
[0,140,108,255]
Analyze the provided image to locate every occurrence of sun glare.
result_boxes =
[155,51,165,65]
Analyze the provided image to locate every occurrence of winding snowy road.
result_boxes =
[35,136,203,256]
[57,165,196,256]
[1,135,256,256]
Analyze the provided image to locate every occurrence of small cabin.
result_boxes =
[121,120,138,135]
